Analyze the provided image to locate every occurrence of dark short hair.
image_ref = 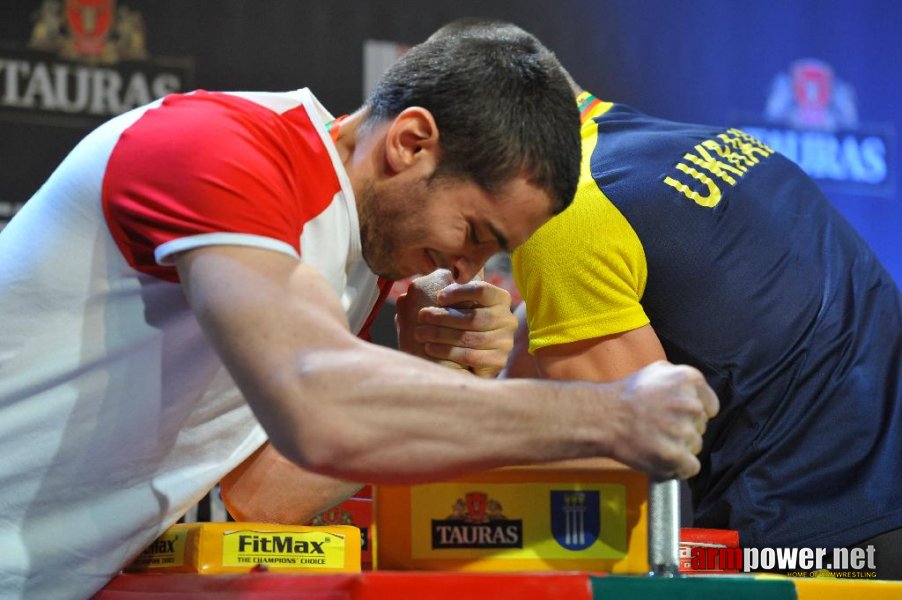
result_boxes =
[364,21,580,214]
[428,18,583,96]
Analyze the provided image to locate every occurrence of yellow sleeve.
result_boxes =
[511,115,650,353]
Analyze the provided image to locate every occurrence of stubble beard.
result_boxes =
[357,181,427,281]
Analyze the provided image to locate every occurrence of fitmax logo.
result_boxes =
[146,539,176,554]
[237,534,326,555]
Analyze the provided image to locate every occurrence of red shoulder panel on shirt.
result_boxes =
[102,91,341,281]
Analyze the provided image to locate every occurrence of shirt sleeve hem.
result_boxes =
[155,233,300,265]
[528,309,651,353]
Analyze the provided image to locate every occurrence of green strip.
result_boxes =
[590,575,797,600]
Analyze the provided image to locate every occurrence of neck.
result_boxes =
[331,108,369,167]
[333,108,388,218]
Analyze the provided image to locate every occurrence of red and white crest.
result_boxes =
[65,0,115,57]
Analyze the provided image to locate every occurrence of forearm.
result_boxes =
[276,340,613,484]
[178,247,714,485]
[175,249,579,485]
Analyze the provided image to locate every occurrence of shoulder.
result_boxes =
[588,105,722,192]
[588,106,789,213]
[117,91,323,159]
[106,90,340,208]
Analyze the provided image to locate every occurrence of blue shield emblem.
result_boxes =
[550,490,600,551]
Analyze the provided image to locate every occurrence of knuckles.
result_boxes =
[457,330,485,349]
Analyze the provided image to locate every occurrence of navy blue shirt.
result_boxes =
[593,104,902,548]
[515,98,902,549]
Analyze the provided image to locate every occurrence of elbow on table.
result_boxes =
[265,412,362,480]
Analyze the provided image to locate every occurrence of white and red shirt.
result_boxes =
[0,88,390,598]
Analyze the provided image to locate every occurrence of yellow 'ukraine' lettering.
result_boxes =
[702,139,751,172]
[716,133,759,165]
[724,128,774,162]
[682,144,744,185]
[663,163,722,207]
[662,129,773,208]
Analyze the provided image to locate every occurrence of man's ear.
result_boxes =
[383,107,439,175]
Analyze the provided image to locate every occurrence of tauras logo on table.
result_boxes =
[431,491,523,549]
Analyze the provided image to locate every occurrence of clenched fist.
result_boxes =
[604,361,719,479]
[395,269,517,377]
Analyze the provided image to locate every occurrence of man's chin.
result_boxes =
[377,269,406,281]
[361,253,407,282]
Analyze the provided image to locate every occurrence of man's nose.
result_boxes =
[449,249,495,283]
